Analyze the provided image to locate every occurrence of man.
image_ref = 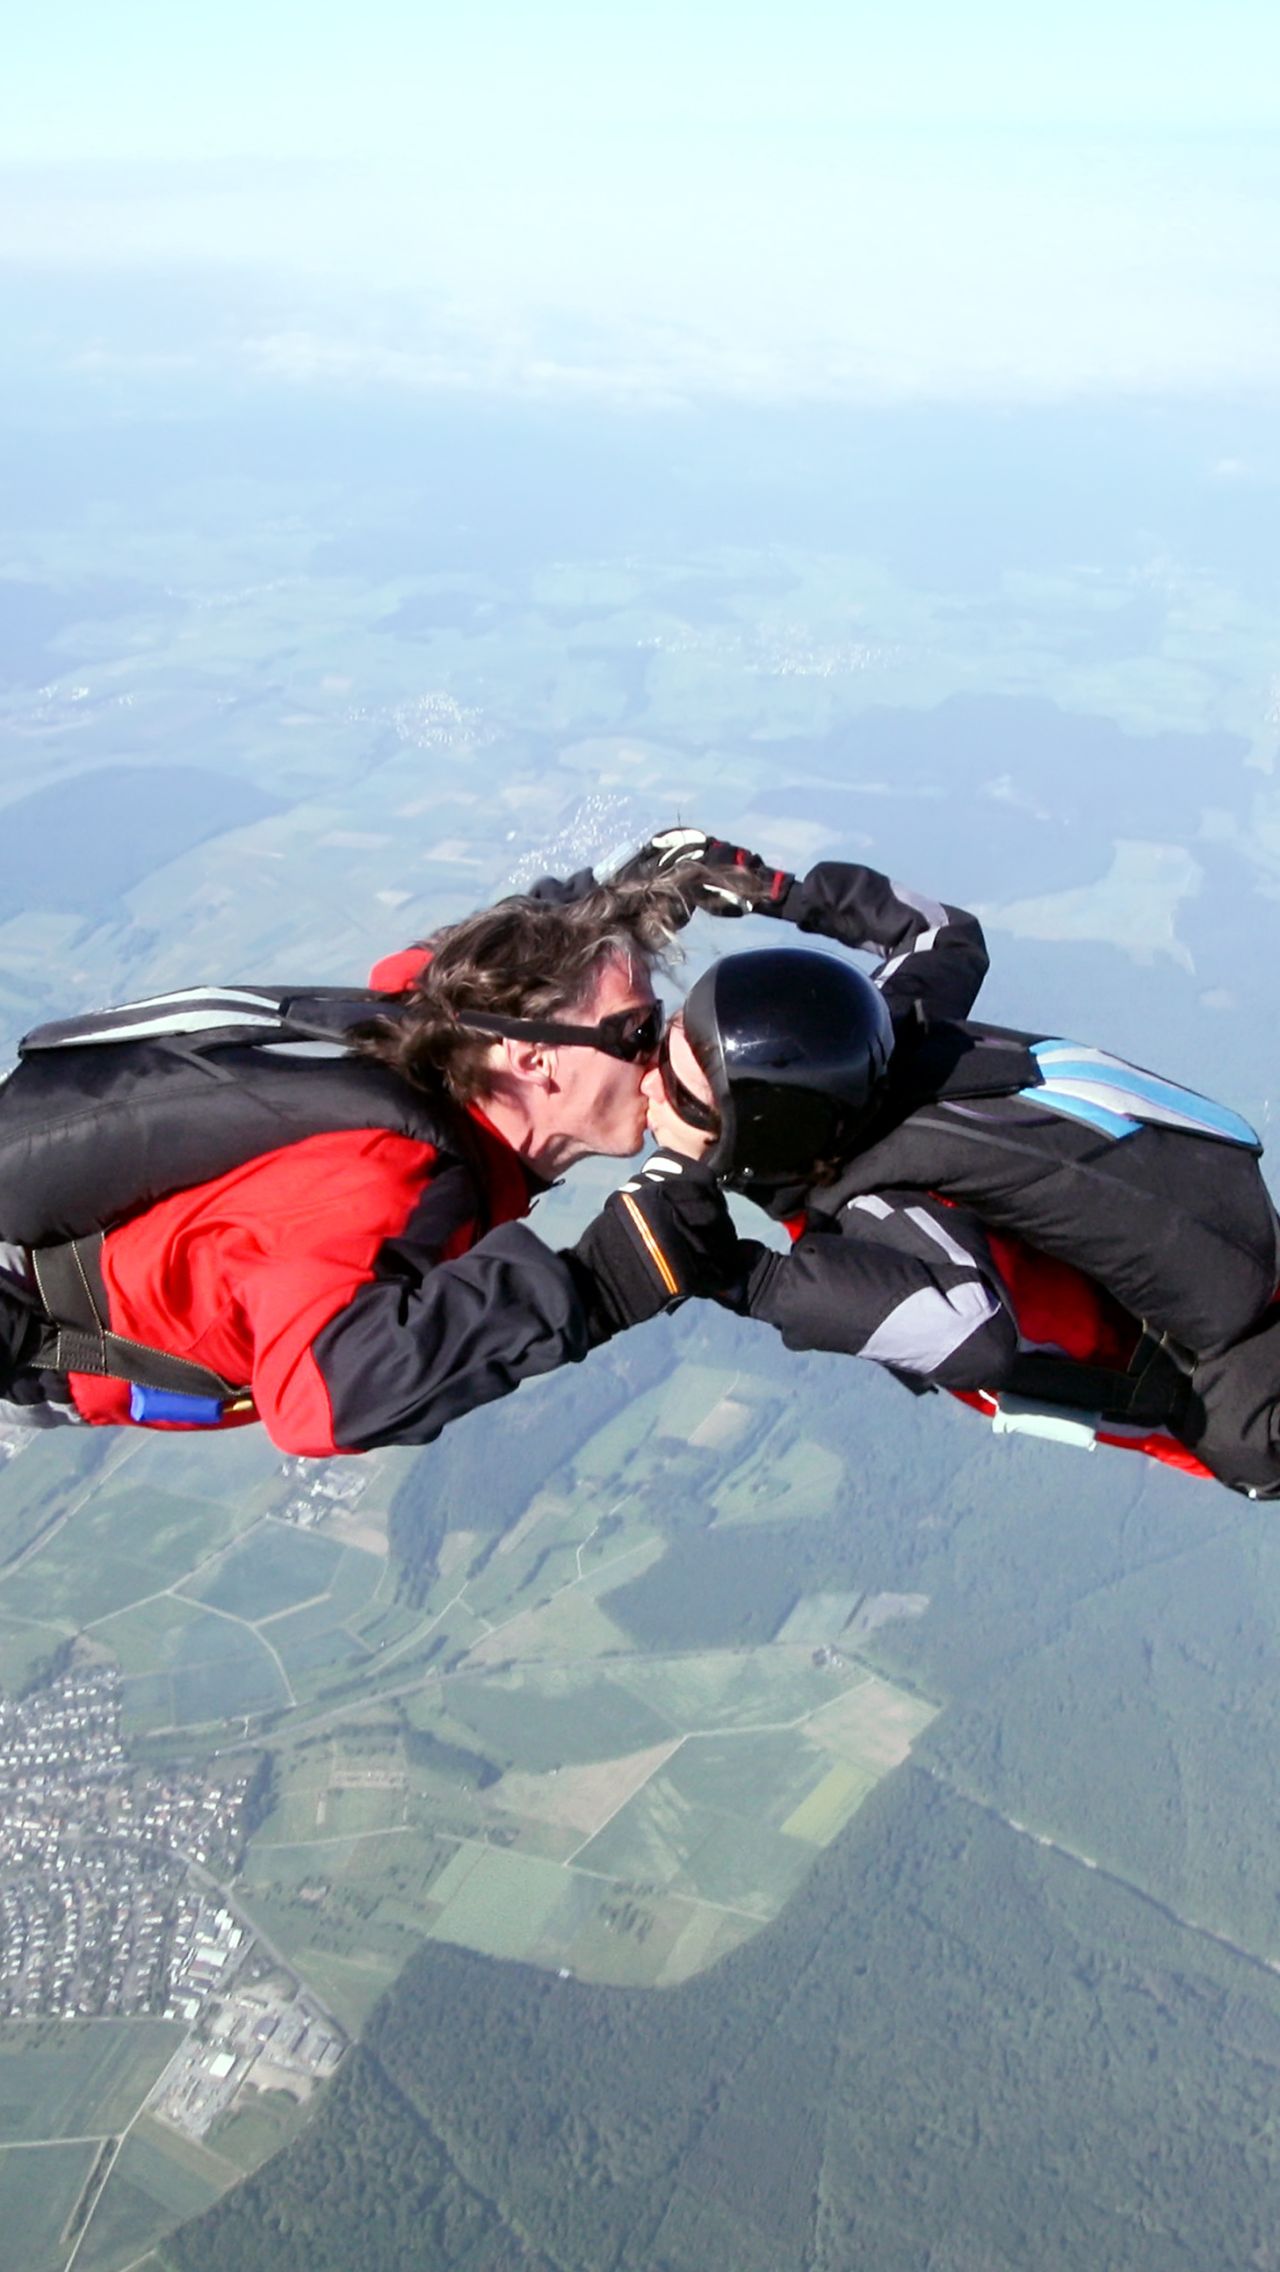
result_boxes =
[0,870,735,1454]
[632,831,1280,1497]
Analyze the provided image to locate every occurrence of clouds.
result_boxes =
[5,0,1280,412]
[5,123,1278,411]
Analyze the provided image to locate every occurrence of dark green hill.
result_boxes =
[0,764,282,926]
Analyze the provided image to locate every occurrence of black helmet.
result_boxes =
[683,948,894,1188]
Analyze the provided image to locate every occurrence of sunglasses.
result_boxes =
[459,1001,665,1064]
[658,1027,722,1134]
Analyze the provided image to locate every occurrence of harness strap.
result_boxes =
[30,1234,245,1402]
[1003,1331,1192,1429]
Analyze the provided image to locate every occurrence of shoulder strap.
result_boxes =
[19,984,393,1056]
[893,1016,1260,1144]
[1020,1040,1261,1151]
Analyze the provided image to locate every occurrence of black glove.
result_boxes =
[611,828,795,919]
[694,837,795,918]
[566,1150,748,1346]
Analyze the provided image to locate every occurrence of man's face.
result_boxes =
[545,955,660,1161]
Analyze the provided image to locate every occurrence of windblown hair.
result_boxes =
[360,869,712,1102]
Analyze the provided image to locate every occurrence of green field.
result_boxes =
[258,1769,407,1843]
[651,1363,771,1438]
[208,2089,309,2176]
[780,1758,876,1843]
[0,1484,256,1631]
[431,1667,676,1770]
[0,2020,183,2144]
[775,1591,864,1645]
[95,1596,291,1731]
[557,1882,757,1988]
[73,2121,232,2272]
[117,1424,288,1506]
[268,1620,369,1683]
[712,1435,845,1525]
[311,1544,385,1619]
[570,1388,671,1484]
[0,1429,110,1578]
[182,1522,344,1621]
[661,1728,835,1827]
[614,1647,850,1730]
[344,1598,420,1653]
[0,1610,70,1693]
[426,1844,590,1960]
[0,2140,102,2272]
[808,1675,937,1772]
[574,1768,816,1917]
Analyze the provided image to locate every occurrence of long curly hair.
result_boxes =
[360,869,714,1102]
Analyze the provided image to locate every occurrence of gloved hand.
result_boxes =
[565,1150,749,1346]
[611,828,795,919]
[712,1241,780,1316]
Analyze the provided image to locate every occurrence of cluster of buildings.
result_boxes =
[155,1976,345,2139]
[0,1661,255,2017]
[277,1454,371,1527]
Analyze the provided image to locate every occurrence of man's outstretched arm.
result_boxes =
[254,1154,746,1455]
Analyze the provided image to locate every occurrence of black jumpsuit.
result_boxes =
[736,862,1280,1496]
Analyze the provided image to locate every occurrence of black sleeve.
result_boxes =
[313,1222,593,1452]
[742,1191,1018,1390]
[777,861,989,1025]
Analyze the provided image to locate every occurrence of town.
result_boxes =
[0,1655,349,2138]
[0,1658,255,2019]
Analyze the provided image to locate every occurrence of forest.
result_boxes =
[153,1301,1280,2269]
[167,1769,1280,2271]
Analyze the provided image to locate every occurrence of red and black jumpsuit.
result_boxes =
[0,946,596,1455]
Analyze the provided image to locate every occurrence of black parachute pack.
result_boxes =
[803,1015,1263,1437]
[0,984,476,1411]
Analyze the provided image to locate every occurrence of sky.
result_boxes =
[4,0,1279,405]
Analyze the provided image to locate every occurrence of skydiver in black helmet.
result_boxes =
[619,828,1280,1497]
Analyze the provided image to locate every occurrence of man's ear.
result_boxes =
[505,1037,556,1088]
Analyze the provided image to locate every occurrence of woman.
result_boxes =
[635,835,1280,1496]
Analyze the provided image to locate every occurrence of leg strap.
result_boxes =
[30,1234,245,1401]
[1003,1331,1192,1430]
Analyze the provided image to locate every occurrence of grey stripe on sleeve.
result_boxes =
[876,928,940,985]
[904,1204,984,1270]
[889,883,949,928]
[857,1279,1003,1373]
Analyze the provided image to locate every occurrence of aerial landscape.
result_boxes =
[4,3,1280,2262]
[1,364,1278,2267]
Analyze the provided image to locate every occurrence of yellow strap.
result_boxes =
[620,1193,680,1297]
